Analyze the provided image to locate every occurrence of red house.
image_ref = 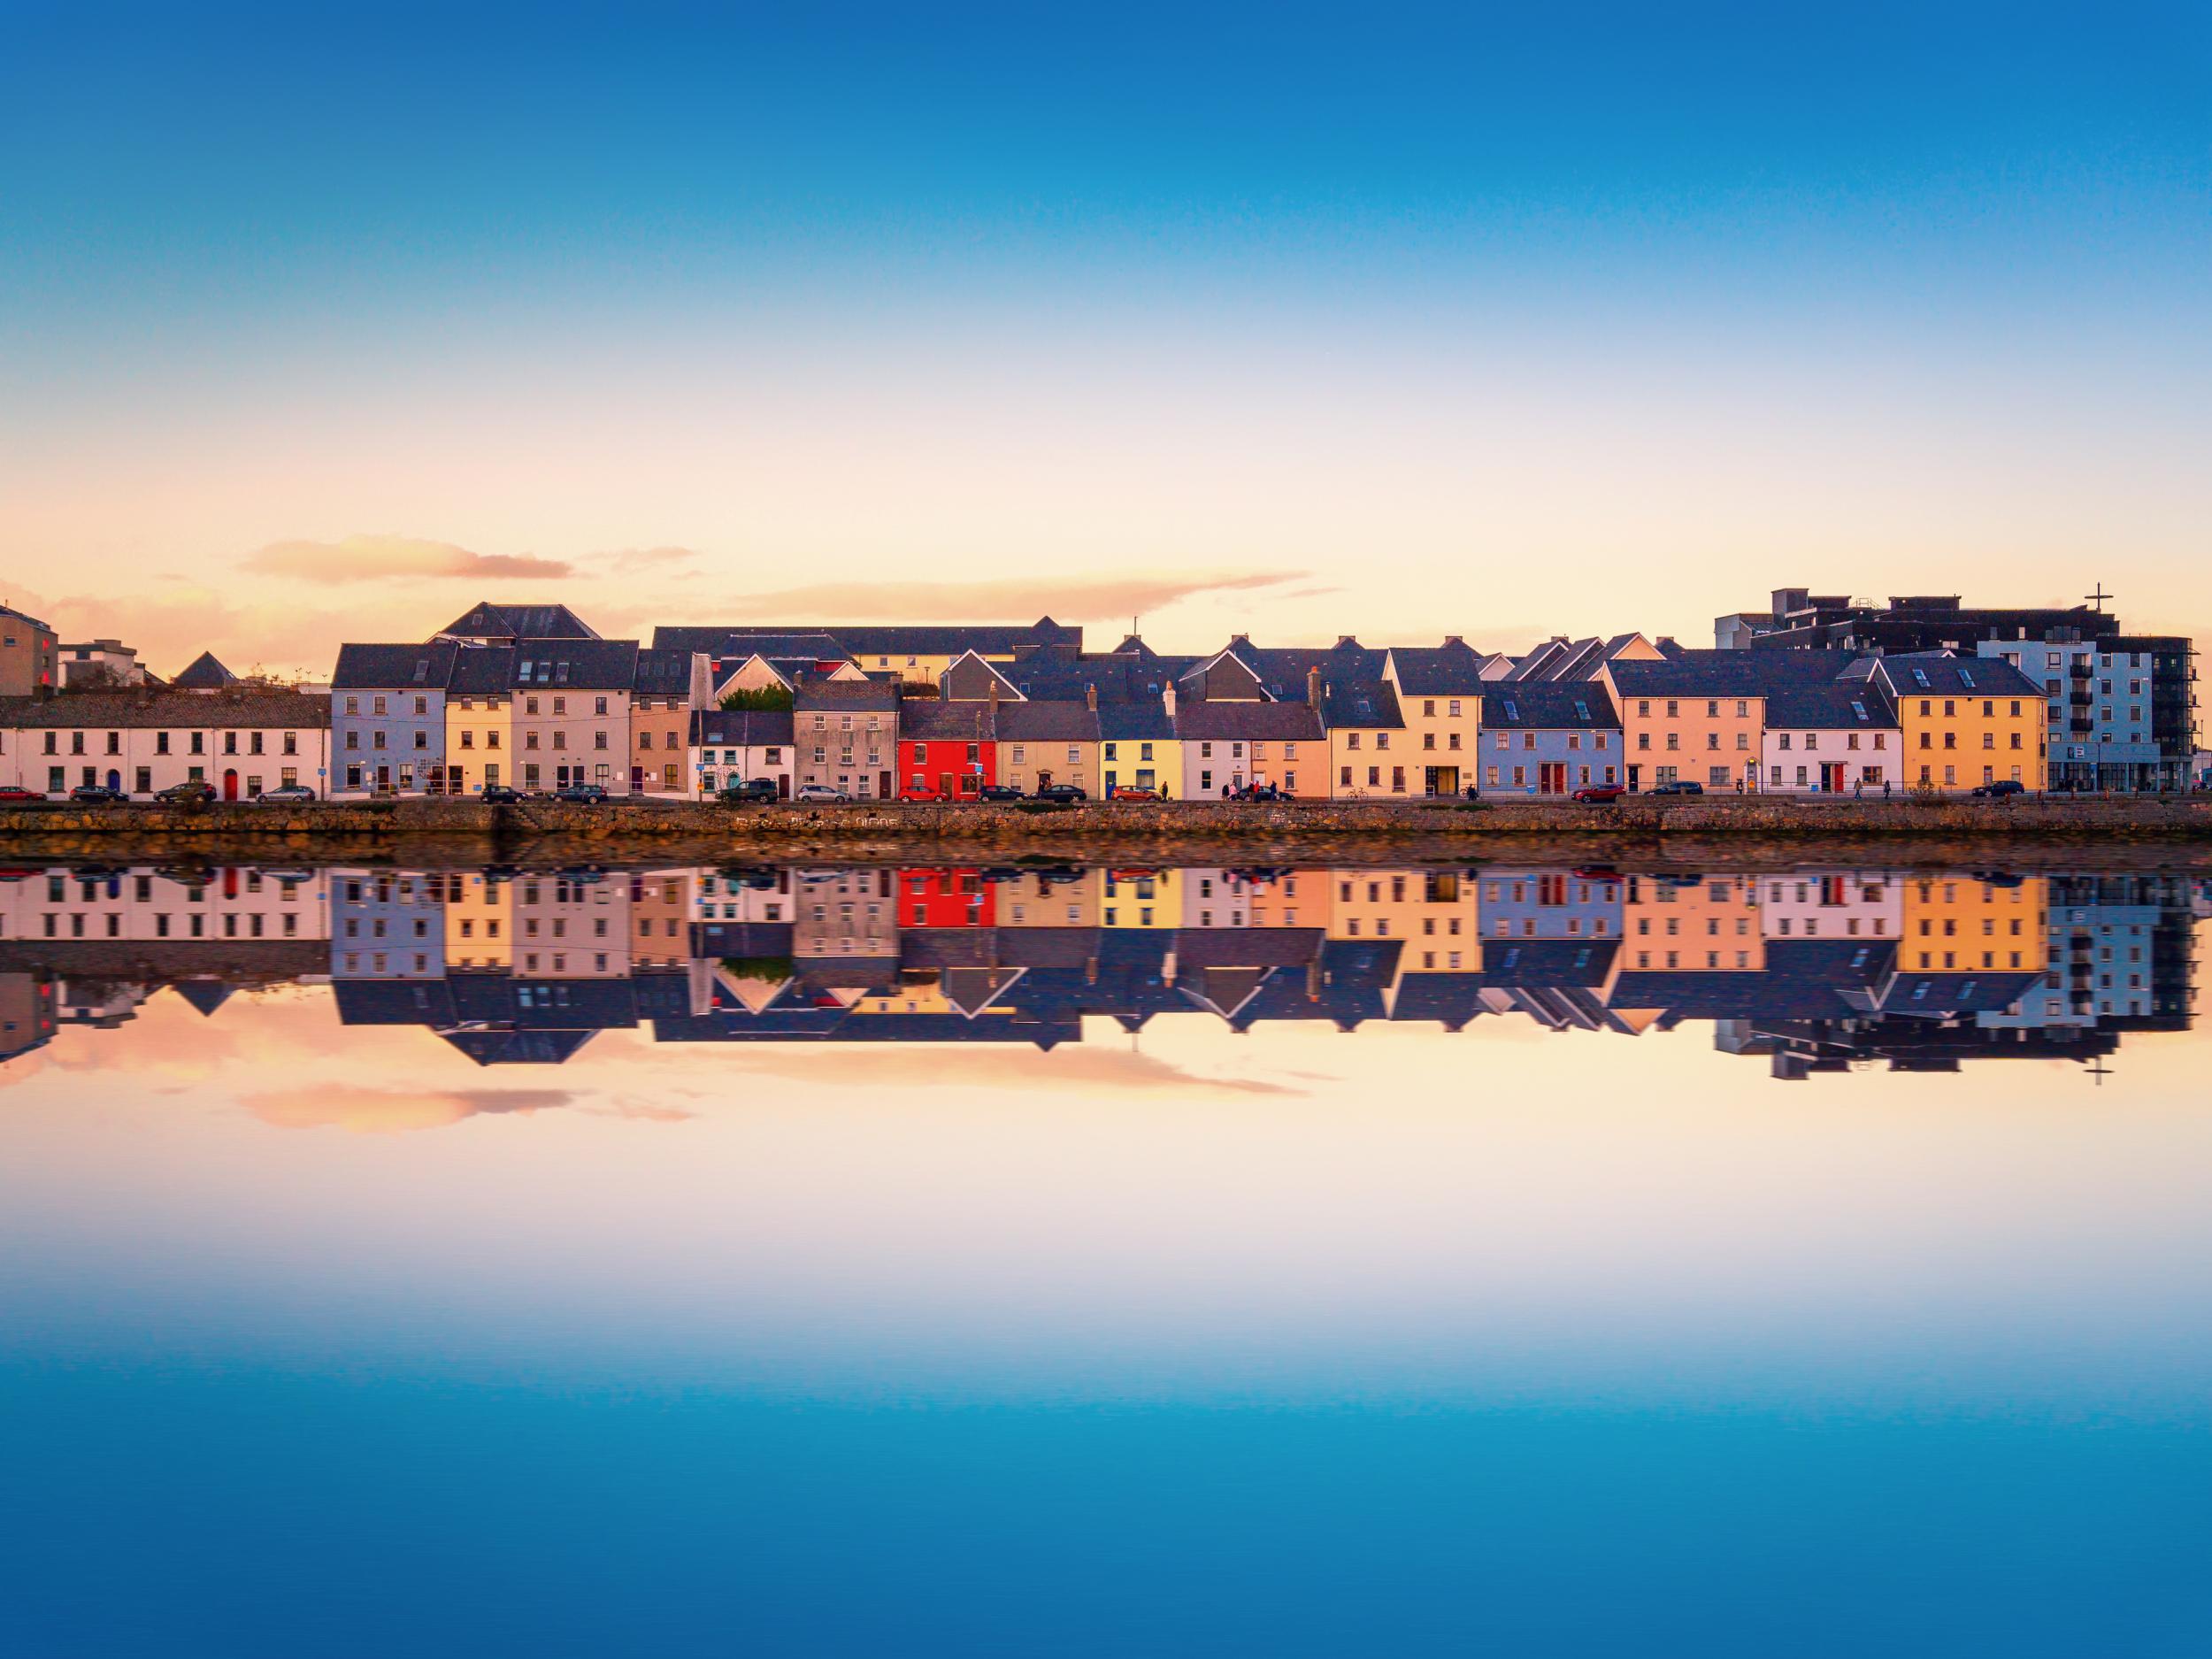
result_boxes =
[898,700,996,799]
[897,868,995,929]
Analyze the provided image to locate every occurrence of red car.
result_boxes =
[898,786,947,803]
[1571,783,1627,803]
[0,786,44,803]
[1110,785,1162,802]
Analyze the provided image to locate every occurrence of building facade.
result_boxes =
[1,689,332,799]
[1870,653,2046,793]
[793,680,897,798]
[1478,685,1622,794]
[333,641,458,795]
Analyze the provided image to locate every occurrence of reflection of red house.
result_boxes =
[899,868,995,928]
[899,703,996,798]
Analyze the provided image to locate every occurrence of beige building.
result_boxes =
[629,649,714,796]
[444,649,514,796]
[0,604,58,698]
[1383,642,1493,795]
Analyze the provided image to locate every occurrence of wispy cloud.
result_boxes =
[718,571,1312,623]
[243,1083,578,1133]
[595,545,703,574]
[242,534,572,583]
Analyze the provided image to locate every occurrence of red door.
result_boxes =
[222,769,239,802]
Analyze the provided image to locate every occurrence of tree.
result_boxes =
[720,686,794,711]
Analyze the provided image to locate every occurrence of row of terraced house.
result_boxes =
[0,587,2197,799]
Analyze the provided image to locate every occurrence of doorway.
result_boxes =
[222,769,239,802]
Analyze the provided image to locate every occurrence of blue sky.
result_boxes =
[3,3,2207,668]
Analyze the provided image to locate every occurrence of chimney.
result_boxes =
[987,679,1000,714]
[1085,682,1097,711]
[1163,680,1177,718]
[1443,634,1463,647]
[1307,665,1322,710]
[1336,634,1357,649]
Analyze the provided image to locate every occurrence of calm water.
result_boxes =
[4,859,2209,1655]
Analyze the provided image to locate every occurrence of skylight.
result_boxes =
[1573,700,1591,720]
[1502,699,1519,721]
[1850,700,1869,722]
[1957,668,1976,689]
[1911,669,1930,687]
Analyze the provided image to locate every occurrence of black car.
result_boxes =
[1970,779,2025,798]
[69,784,127,804]
[976,783,1025,802]
[1647,780,1704,796]
[1230,782,1282,802]
[718,778,780,804]
[480,784,524,803]
[556,783,609,804]
[155,780,217,804]
[1034,783,1088,803]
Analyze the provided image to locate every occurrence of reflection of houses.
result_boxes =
[10,861,2198,1075]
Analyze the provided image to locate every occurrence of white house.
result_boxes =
[1756,681,1899,795]
[0,687,334,799]
[690,708,796,799]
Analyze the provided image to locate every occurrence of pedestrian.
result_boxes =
[1854,779,1863,799]
[1883,780,1892,800]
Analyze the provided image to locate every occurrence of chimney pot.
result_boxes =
[1443,634,1463,646]
[1306,664,1322,710]
[1085,682,1097,711]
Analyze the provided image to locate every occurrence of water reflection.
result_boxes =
[4,861,2202,1077]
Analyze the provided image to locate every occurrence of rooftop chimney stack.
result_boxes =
[1085,682,1097,711]
[1307,666,1323,710]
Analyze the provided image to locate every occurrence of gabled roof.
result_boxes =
[794,679,899,711]
[1321,679,1401,729]
[654,618,1079,657]
[1607,649,1859,698]
[898,700,997,741]
[1174,701,1325,741]
[1765,680,1897,729]
[632,648,702,696]
[1481,685,1619,729]
[691,708,795,747]
[1096,702,1178,740]
[940,649,1029,700]
[0,688,332,728]
[446,645,516,695]
[168,651,237,689]
[1386,641,1492,695]
[439,601,599,641]
[1872,650,2041,699]
[996,701,1099,741]
[511,639,640,691]
[334,641,461,690]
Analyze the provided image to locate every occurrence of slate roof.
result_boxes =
[1872,651,2042,699]
[795,680,899,711]
[632,648,701,697]
[1480,685,1619,729]
[996,701,1100,741]
[446,646,516,695]
[1097,702,1178,741]
[897,700,997,741]
[0,689,333,728]
[1005,645,1203,704]
[1607,649,1861,698]
[334,641,461,690]
[0,603,53,632]
[1386,641,1492,695]
[1321,679,1402,729]
[511,639,641,691]
[654,618,1080,657]
[1765,679,1897,729]
[1174,701,1326,741]
[439,602,599,641]
[168,651,237,689]
[691,708,795,748]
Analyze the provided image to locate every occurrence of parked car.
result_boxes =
[255,783,318,803]
[154,780,217,804]
[1571,783,1627,803]
[1648,780,1704,796]
[718,778,780,804]
[1110,784,1163,802]
[480,784,525,803]
[1034,783,1088,803]
[0,786,44,803]
[70,784,127,804]
[794,783,852,804]
[1970,779,2025,798]
[1229,782,1281,802]
[898,786,947,803]
[555,783,609,804]
[976,783,1025,802]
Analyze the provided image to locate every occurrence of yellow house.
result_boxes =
[1899,875,2047,973]
[998,868,1101,927]
[1873,654,2047,793]
[1326,868,1483,954]
[1099,703,1182,798]
[445,649,514,797]
[1101,868,1181,928]
[442,870,513,972]
[1383,643,1493,795]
